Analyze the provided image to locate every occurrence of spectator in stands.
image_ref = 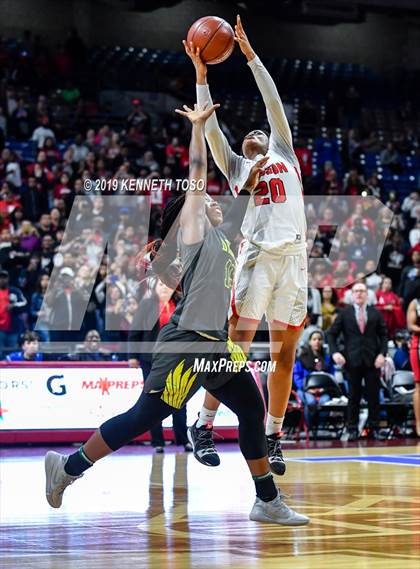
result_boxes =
[48,267,85,341]
[322,168,342,195]
[0,182,21,230]
[375,277,406,339]
[401,191,420,230]
[76,329,113,361]
[103,281,125,340]
[293,330,335,427]
[365,173,382,199]
[10,97,31,140]
[31,116,55,149]
[380,232,407,288]
[307,288,322,328]
[30,273,50,342]
[380,142,401,173]
[0,269,27,355]
[328,282,387,440]
[69,133,89,163]
[343,169,364,196]
[365,260,382,293]
[18,220,40,252]
[4,331,43,362]
[320,286,338,331]
[393,329,411,371]
[399,250,420,310]
[409,219,420,248]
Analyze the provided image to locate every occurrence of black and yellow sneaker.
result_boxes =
[187,421,220,467]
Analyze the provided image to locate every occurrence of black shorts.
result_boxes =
[144,322,247,409]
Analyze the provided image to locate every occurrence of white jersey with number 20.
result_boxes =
[197,56,307,254]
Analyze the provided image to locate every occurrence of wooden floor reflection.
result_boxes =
[1,443,419,568]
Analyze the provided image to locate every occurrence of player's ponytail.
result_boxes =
[136,194,186,288]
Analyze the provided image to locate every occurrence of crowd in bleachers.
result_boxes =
[0,31,419,435]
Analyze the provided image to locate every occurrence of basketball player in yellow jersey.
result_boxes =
[184,16,308,475]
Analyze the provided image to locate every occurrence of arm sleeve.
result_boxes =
[247,56,294,154]
[196,83,249,196]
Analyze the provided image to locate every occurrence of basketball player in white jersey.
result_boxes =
[184,16,308,475]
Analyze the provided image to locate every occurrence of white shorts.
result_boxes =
[229,240,308,329]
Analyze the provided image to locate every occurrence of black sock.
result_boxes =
[253,472,278,502]
[64,446,94,476]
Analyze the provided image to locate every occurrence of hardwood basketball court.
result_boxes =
[1,442,419,568]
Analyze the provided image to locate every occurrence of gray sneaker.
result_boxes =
[249,493,310,526]
[45,451,82,508]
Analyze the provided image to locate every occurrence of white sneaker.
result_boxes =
[45,451,82,508]
[249,493,310,526]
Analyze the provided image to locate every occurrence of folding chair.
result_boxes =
[303,372,346,439]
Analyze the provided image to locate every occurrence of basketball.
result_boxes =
[187,16,234,65]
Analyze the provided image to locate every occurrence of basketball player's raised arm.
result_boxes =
[183,41,246,195]
[234,15,293,149]
[175,102,219,245]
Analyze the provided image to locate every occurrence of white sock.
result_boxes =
[265,414,284,436]
[196,406,217,428]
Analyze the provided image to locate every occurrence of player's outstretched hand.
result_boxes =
[234,15,256,62]
[243,156,269,193]
[183,40,207,82]
[175,102,220,124]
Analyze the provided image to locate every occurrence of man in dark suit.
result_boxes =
[328,282,388,440]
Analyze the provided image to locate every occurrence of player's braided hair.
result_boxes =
[136,194,186,289]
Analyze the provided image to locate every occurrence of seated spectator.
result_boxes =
[320,286,338,331]
[375,277,406,339]
[322,169,342,195]
[365,173,382,199]
[293,330,335,427]
[75,329,113,361]
[343,169,364,196]
[380,142,401,173]
[393,330,411,371]
[4,331,43,362]
[43,137,62,166]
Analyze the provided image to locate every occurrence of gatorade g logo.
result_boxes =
[47,375,67,396]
